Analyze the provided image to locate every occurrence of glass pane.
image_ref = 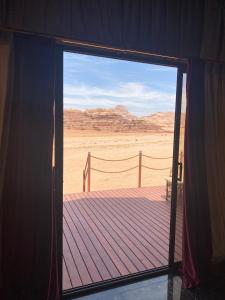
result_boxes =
[62,51,178,290]
[174,73,186,263]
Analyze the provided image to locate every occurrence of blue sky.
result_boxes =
[63,52,177,116]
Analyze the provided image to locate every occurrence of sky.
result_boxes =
[63,52,177,117]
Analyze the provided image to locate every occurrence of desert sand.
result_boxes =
[63,107,184,194]
[63,130,176,194]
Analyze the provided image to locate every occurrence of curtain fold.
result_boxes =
[200,0,225,62]
[182,60,212,288]
[204,63,225,261]
[0,33,59,300]
[0,32,13,186]
[182,60,225,288]
[0,31,14,293]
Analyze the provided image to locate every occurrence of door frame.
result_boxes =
[54,41,187,299]
[169,67,185,268]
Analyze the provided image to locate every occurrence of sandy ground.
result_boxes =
[63,129,182,194]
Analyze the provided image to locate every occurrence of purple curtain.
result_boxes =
[182,60,212,288]
[1,33,60,299]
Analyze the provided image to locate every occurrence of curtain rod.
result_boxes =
[58,38,187,64]
[0,26,186,64]
[1,27,224,64]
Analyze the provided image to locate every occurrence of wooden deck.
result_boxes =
[63,186,183,290]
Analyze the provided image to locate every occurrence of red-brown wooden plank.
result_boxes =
[64,205,102,283]
[96,193,171,260]
[63,233,82,287]
[69,199,130,277]
[63,186,183,290]
[63,217,92,285]
[92,189,168,264]
[114,192,182,248]
[65,201,115,281]
[84,194,160,268]
[63,258,72,290]
[74,200,140,274]
[127,188,183,237]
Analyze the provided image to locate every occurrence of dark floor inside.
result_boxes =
[73,274,225,300]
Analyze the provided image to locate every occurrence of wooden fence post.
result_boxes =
[88,152,91,192]
[83,170,86,192]
[138,151,142,188]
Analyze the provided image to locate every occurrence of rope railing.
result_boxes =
[142,154,172,160]
[142,165,171,171]
[91,154,139,162]
[83,151,173,192]
[91,166,138,174]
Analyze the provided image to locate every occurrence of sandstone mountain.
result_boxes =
[64,105,178,133]
[143,112,175,132]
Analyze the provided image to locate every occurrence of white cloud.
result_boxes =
[64,82,174,101]
[64,97,116,107]
[63,81,176,116]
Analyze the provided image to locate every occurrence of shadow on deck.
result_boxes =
[63,186,183,290]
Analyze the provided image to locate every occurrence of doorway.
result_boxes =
[55,45,186,296]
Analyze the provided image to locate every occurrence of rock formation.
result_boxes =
[64,106,181,133]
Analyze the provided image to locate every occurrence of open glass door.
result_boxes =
[169,67,187,270]
[54,43,187,297]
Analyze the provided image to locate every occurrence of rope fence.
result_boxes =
[142,165,171,171]
[91,154,139,162]
[83,151,173,192]
[142,154,172,160]
[91,166,138,174]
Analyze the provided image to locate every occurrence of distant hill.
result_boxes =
[143,112,175,132]
[64,105,182,133]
